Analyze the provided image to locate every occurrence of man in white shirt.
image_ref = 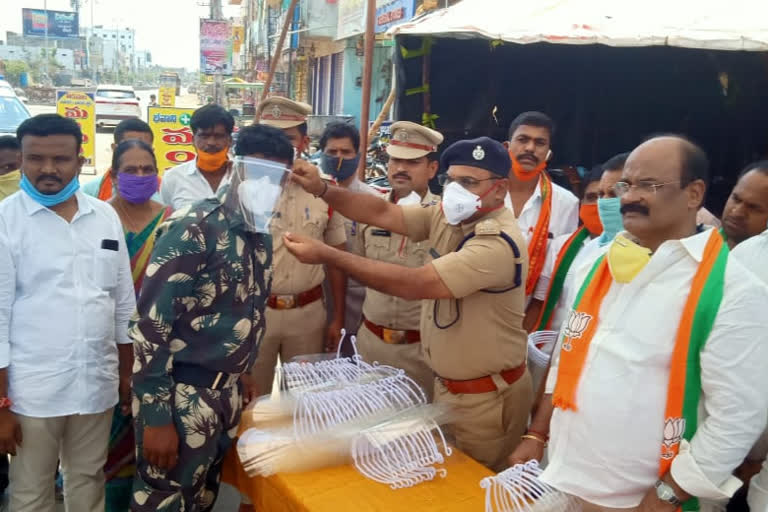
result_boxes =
[532,135,768,511]
[159,104,234,210]
[503,112,579,297]
[732,230,768,512]
[0,114,135,512]
[721,161,768,249]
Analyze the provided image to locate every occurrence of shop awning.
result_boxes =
[391,0,768,51]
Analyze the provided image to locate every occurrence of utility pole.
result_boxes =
[44,0,49,81]
[210,0,223,105]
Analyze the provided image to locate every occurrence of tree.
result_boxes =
[3,61,30,87]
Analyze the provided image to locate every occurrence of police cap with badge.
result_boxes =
[440,136,511,177]
[257,97,313,129]
[387,121,444,159]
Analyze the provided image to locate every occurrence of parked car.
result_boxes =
[0,89,31,137]
[95,85,141,128]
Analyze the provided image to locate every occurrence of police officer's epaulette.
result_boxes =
[474,218,501,236]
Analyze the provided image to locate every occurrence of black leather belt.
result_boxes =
[172,362,237,391]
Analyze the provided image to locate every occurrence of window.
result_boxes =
[96,89,136,99]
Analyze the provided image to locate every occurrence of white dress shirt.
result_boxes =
[542,229,768,508]
[533,234,605,332]
[0,190,135,417]
[504,176,579,243]
[159,159,231,210]
[733,230,768,512]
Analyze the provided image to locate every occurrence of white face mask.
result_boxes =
[237,177,283,233]
[442,181,480,225]
[396,190,421,206]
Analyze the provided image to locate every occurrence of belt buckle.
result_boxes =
[276,295,296,309]
[382,328,406,344]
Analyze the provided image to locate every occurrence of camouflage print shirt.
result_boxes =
[129,195,272,427]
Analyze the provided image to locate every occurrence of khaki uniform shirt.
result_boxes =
[269,181,347,295]
[337,179,383,334]
[401,205,528,380]
[360,190,440,331]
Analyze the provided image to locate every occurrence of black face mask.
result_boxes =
[320,153,360,181]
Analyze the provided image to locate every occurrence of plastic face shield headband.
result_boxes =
[232,156,289,233]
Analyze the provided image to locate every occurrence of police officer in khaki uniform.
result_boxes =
[356,122,443,399]
[285,137,532,471]
[250,97,348,395]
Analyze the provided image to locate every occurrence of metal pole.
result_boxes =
[356,0,376,180]
[260,0,299,103]
[91,0,95,82]
[44,0,49,80]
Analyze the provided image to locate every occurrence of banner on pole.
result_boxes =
[148,107,197,176]
[56,90,96,167]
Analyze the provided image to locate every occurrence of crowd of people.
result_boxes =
[0,98,766,512]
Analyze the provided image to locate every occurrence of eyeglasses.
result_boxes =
[613,180,681,197]
[438,174,501,188]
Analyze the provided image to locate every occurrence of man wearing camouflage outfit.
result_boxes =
[128,125,293,511]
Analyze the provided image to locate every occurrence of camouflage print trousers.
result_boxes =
[130,382,241,512]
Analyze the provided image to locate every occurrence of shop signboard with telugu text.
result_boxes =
[158,86,176,107]
[375,0,415,33]
[56,91,95,167]
[148,107,196,176]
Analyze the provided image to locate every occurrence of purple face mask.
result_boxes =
[116,172,158,204]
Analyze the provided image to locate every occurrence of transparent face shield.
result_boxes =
[230,156,289,233]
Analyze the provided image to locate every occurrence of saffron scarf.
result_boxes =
[525,173,553,296]
[553,229,728,511]
[534,227,590,331]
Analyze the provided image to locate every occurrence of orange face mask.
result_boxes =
[196,146,230,173]
[510,152,547,182]
[579,203,603,236]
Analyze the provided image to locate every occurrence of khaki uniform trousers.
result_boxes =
[434,369,533,473]
[251,298,326,395]
[10,408,112,512]
[356,323,435,402]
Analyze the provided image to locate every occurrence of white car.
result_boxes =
[95,85,141,128]
[0,88,31,137]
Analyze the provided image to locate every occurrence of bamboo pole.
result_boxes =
[260,0,299,103]
[356,0,377,180]
[368,83,396,142]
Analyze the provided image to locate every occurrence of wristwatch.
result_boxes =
[655,480,683,507]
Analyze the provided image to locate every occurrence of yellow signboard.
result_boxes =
[56,90,96,167]
[148,107,196,176]
[158,86,176,107]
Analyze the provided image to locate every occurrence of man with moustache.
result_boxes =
[284,137,531,471]
[532,135,768,512]
[160,104,234,210]
[504,112,579,298]
[355,121,443,397]
[0,114,135,511]
[721,161,768,249]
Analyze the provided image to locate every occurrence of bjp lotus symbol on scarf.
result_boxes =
[661,417,686,460]
[562,311,592,351]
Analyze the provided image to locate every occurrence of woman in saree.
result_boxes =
[105,139,171,510]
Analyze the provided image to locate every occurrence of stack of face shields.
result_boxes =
[237,331,453,488]
[480,461,581,512]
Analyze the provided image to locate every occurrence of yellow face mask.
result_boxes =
[607,234,652,283]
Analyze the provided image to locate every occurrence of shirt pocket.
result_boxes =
[366,230,392,260]
[301,207,326,239]
[93,248,119,290]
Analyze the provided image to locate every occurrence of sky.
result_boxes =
[0,0,242,70]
